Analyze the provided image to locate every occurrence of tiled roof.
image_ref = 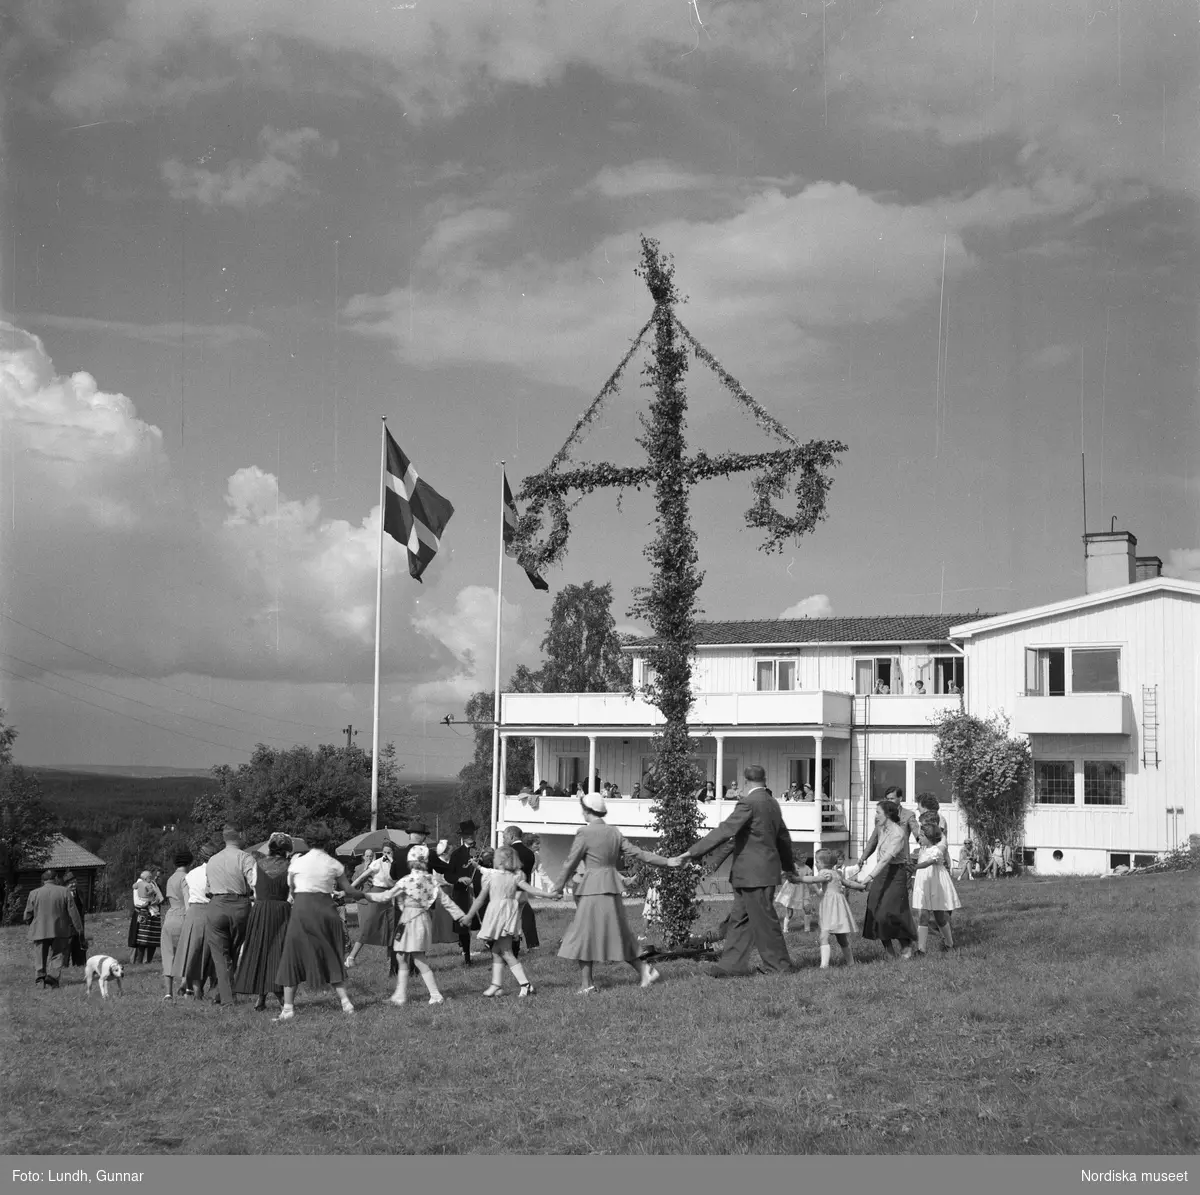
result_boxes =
[23,833,107,870]
[625,614,1001,648]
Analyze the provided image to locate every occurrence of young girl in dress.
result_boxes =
[462,846,542,998]
[775,856,816,934]
[363,845,464,1006]
[912,825,960,952]
[798,848,859,968]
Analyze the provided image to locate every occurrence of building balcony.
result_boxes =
[499,793,850,840]
[500,690,853,733]
[1012,692,1132,736]
[851,693,961,727]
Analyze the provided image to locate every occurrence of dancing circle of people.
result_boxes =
[23,767,968,1017]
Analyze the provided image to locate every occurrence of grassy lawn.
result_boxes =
[2,872,1196,1155]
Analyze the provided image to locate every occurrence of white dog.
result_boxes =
[84,955,124,998]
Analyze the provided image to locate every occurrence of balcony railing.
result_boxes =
[852,693,961,726]
[501,690,853,729]
[499,794,850,838]
[1012,692,1132,736]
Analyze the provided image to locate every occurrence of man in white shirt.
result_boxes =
[203,824,257,1005]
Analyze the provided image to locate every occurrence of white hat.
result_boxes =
[581,792,608,815]
[408,843,430,864]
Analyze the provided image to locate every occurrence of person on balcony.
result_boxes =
[672,764,799,979]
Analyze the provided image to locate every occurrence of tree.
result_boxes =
[455,666,540,830]
[97,822,163,908]
[538,582,632,693]
[512,239,845,944]
[195,741,417,846]
[932,709,1034,852]
[0,710,57,914]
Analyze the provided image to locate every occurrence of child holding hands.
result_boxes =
[801,848,860,968]
[912,825,960,952]
[363,845,464,1005]
[462,846,543,998]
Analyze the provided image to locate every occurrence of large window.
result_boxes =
[869,759,906,801]
[755,658,797,691]
[932,656,964,694]
[1072,649,1120,693]
[1025,648,1066,696]
[855,653,902,695]
[914,760,954,805]
[787,757,834,795]
[1035,760,1076,804]
[1083,760,1124,806]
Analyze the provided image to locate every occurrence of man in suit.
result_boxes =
[503,825,540,957]
[24,870,84,988]
[446,819,481,966]
[674,764,798,978]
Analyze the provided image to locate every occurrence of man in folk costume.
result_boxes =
[24,870,84,988]
[675,764,799,978]
[503,825,540,957]
[446,819,482,966]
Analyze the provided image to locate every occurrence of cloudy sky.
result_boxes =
[1,0,1196,776]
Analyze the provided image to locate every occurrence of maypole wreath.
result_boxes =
[512,236,847,947]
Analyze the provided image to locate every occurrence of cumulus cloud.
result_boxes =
[585,161,718,199]
[161,126,337,208]
[780,594,834,619]
[0,321,462,684]
[1162,549,1200,583]
[345,172,1098,388]
[406,585,539,710]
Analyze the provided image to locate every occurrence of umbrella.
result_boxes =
[248,836,309,856]
[336,827,411,857]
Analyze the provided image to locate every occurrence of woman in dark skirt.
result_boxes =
[273,825,368,1023]
[234,833,293,1011]
[550,793,674,993]
[173,842,221,998]
[344,844,398,969]
[129,869,164,964]
[853,799,917,959]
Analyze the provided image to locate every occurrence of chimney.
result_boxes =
[1083,530,1137,594]
[1135,555,1163,581]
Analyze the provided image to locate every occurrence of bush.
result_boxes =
[1139,838,1200,873]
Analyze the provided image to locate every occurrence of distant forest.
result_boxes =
[33,769,462,855]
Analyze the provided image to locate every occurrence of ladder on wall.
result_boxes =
[1141,685,1160,768]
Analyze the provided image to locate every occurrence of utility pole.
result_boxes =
[343,724,358,750]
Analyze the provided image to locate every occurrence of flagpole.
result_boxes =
[370,416,387,832]
[490,462,506,849]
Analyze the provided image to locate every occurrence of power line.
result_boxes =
[0,611,334,733]
[0,650,305,746]
[0,664,255,756]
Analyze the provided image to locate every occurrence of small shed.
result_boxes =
[15,834,108,913]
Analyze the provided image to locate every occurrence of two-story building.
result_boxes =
[496,529,1198,879]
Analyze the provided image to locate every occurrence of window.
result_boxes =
[755,658,797,691]
[1035,760,1076,804]
[1109,852,1130,869]
[1133,854,1156,869]
[634,658,657,688]
[1025,648,1065,696]
[933,656,964,694]
[1072,648,1120,693]
[787,757,834,795]
[855,653,902,695]
[914,760,954,805]
[1084,760,1124,805]
[869,759,905,801]
[1022,849,1036,869]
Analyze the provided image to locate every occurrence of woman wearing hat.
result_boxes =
[446,820,482,966]
[550,792,677,993]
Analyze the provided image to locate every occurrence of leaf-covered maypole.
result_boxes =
[512,237,846,945]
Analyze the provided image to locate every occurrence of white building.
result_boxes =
[497,530,1198,879]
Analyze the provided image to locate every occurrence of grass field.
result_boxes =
[2,872,1196,1155]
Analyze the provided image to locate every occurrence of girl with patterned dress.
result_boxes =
[462,847,542,998]
[775,856,816,934]
[911,825,960,953]
[799,848,859,967]
[363,845,464,1006]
